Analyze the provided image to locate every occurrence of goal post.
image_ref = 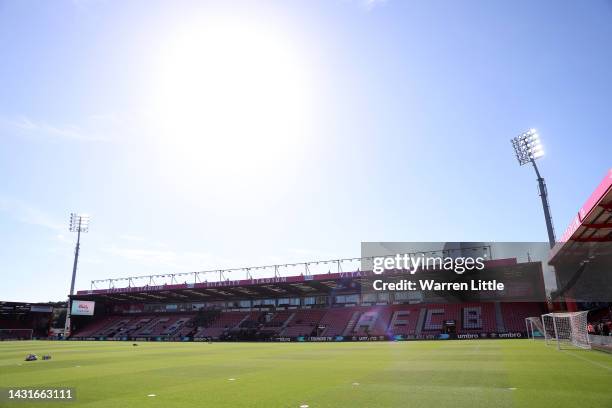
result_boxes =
[525,316,545,339]
[541,311,590,350]
[0,329,34,341]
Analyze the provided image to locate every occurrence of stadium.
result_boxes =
[65,258,545,342]
[2,2,612,407]
[1,170,612,407]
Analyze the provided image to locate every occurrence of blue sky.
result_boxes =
[1,0,611,302]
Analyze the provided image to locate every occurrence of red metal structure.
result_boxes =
[549,169,612,311]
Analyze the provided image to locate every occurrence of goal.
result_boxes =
[541,311,590,350]
[0,329,33,341]
[525,316,545,339]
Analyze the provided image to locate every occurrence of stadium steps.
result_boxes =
[281,309,326,337]
[258,311,294,336]
[372,308,394,336]
[317,308,354,337]
[100,318,131,337]
[137,317,170,336]
[386,309,418,336]
[120,318,152,337]
[134,317,165,335]
[351,307,394,336]
[495,302,505,332]
[281,312,295,330]
[342,311,361,336]
[73,302,544,340]
[415,308,427,335]
[72,316,120,338]
[278,315,295,336]
[352,311,379,336]
[151,316,185,337]
[237,313,251,327]
[173,323,196,339]
[162,317,193,336]
[195,311,251,338]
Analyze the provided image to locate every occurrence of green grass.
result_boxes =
[1,340,611,408]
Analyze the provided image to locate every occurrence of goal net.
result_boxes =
[0,329,33,341]
[541,311,590,350]
[525,316,545,339]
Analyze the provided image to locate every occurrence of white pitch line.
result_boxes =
[562,350,612,371]
[147,394,156,397]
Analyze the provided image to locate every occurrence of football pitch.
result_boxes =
[1,340,611,408]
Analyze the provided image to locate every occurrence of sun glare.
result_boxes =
[150,19,312,192]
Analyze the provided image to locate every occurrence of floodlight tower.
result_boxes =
[511,129,556,248]
[64,213,90,338]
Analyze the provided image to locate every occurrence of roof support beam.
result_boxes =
[572,236,612,242]
[582,223,612,229]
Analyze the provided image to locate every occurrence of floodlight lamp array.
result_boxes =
[511,129,544,165]
[69,213,91,233]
